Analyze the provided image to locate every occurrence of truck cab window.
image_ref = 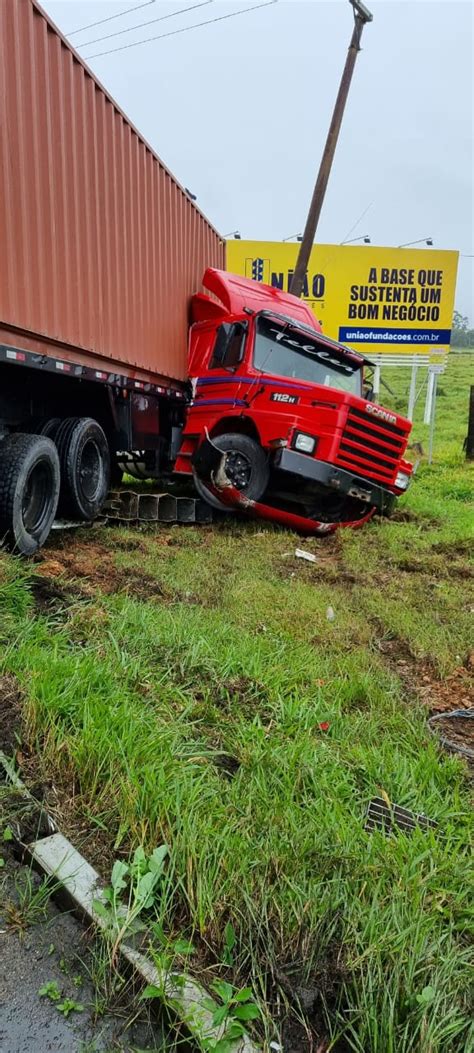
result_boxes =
[254,316,362,395]
[210,322,247,369]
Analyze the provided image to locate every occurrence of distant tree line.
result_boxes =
[452,311,474,347]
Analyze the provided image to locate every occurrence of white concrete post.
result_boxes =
[407,360,419,420]
[428,372,438,465]
[424,368,435,425]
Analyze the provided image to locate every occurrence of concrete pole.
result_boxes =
[290,3,373,298]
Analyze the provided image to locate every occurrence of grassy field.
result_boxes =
[1,354,473,1052]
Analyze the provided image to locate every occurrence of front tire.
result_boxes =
[0,434,60,555]
[193,432,269,510]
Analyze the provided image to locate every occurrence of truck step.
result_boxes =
[104,489,214,525]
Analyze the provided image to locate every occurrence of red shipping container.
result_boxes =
[0,0,225,385]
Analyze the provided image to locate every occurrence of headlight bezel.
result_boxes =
[394,469,411,491]
[293,432,317,455]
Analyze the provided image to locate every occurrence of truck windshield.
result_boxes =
[253,316,362,395]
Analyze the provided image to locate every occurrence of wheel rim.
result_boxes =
[224,449,252,490]
[22,460,53,535]
[79,439,102,501]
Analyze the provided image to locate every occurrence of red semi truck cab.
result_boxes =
[175,270,413,528]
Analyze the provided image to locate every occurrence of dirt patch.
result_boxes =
[35,540,171,604]
[0,675,22,754]
[16,753,116,880]
[389,508,444,526]
[273,941,351,1053]
[30,574,86,613]
[377,637,474,714]
[432,538,473,558]
[393,558,474,580]
[430,713,474,758]
[108,536,147,552]
[212,752,241,779]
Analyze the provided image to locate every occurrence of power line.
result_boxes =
[68,0,156,36]
[84,0,278,59]
[341,201,374,245]
[79,0,214,48]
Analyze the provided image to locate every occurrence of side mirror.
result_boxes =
[211,322,247,369]
[364,384,374,401]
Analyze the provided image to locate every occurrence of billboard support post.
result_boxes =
[407,361,419,420]
[373,365,381,397]
[428,371,439,465]
[424,369,436,425]
[290,0,373,299]
[466,386,474,460]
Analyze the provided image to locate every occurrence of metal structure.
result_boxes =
[104,490,213,524]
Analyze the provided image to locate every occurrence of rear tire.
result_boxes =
[193,432,269,510]
[39,418,61,441]
[55,417,110,520]
[0,433,60,555]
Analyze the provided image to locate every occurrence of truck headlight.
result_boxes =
[394,470,410,491]
[294,432,317,454]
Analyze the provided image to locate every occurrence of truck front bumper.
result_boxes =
[273,448,396,515]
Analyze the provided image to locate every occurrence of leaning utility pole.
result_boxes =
[290,0,373,298]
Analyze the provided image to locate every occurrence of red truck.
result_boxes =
[0,0,413,554]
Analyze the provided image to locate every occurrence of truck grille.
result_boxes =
[335,407,407,485]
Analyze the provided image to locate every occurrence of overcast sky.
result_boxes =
[43,0,473,319]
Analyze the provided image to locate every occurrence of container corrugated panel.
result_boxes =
[0,0,225,384]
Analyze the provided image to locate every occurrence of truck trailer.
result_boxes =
[0,0,413,554]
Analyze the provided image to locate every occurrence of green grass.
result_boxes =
[1,355,473,1052]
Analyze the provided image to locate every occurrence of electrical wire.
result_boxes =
[68,0,156,36]
[341,200,374,245]
[79,0,214,48]
[84,0,278,59]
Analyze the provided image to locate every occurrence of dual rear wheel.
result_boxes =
[0,418,110,555]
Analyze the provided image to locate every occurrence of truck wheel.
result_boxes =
[40,418,61,441]
[55,417,110,520]
[193,433,269,510]
[0,434,60,555]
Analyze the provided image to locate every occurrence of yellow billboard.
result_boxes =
[226,241,459,354]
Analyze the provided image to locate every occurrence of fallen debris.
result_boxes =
[365,796,437,836]
[326,606,336,622]
[295,548,318,563]
[428,708,474,761]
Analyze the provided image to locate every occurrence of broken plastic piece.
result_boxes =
[295,548,318,563]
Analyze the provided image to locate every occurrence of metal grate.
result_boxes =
[366,797,437,835]
[336,408,407,484]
